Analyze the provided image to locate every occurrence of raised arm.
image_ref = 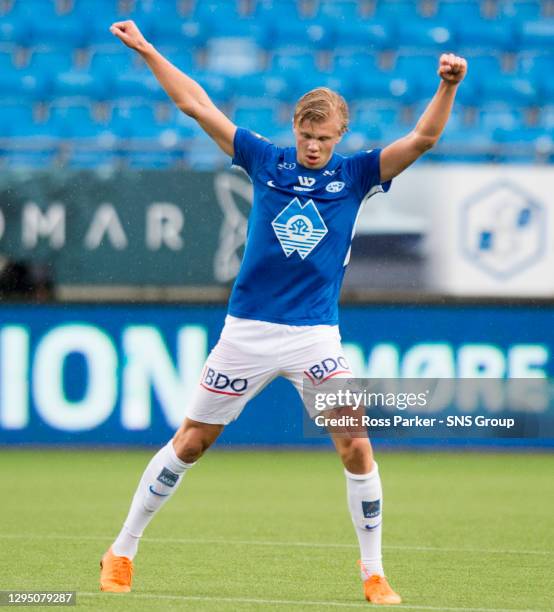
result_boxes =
[110,20,236,156]
[379,53,467,183]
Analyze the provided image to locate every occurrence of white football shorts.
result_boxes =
[185,315,353,425]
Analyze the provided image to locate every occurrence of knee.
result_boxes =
[337,438,373,474]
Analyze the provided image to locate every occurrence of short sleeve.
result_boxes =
[343,148,391,201]
[232,127,274,179]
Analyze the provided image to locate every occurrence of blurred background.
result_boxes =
[0,0,552,449]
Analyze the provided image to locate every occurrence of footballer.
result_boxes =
[101,19,466,605]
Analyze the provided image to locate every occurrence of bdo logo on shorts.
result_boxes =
[201,367,249,396]
[304,356,351,385]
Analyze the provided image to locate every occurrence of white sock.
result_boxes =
[345,462,384,579]
[112,440,194,559]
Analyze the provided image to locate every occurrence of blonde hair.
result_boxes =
[293,87,349,134]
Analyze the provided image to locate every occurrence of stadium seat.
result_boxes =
[149,19,208,51]
[8,115,61,138]
[518,20,554,51]
[67,149,121,169]
[205,38,263,76]
[156,48,196,74]
[1,150,56,168]
[499,0,542,21]
[10,0,58,18]
[74,0,128,20]
[0,71,47,103]
[333,52,381,75]
[296,73,356,103]
[270,52,320,75]
[334,20,393,53]
[396,20,455,52]
[110,104,163,138]
[352,106,401,130]
[539,105,554,129]
[208,16,270,44]
[0,104,35,137]
[269,18,336,52]
[125,150,179,169]
[48,105,104,138]
[89,51,135,76]
[374,0,422,21]
[28,51,74,75]
[456,20,516,53]
[516,53,554,78]
[433,123,495,162]
[394,54,437,77]
[435,0,486,22]
[28,14,87,51]
[516,54,554,104]
[477,108,525,131]
[0,50,15,71]
[52,69,109,103]
[232,72,292,103]
[493,126,550,161]
[319,0,364,22]
[172,109,205,139]
[193,0,242,23]
[256,0,304,22]
[339,124,382,153]
[127,0,181,25]
[0,14,30,48]
[355,73,415,105]
[111,70,167,103]
[233,104,279,134]
[187,71,233,106]
[479,75,538,106]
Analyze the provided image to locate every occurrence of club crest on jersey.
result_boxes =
[326,181,345,193]
[271,197,328,259]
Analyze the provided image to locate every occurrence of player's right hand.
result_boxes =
[110,20,149,52]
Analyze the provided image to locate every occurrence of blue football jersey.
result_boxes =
[228,128,391,326]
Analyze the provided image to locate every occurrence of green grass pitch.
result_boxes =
[0,449,552,611]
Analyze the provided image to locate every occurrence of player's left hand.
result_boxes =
[438,53,467,85]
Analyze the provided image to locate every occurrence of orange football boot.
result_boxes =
[358,561,401,605]
[99,548,133,593]
[363,574,402,605]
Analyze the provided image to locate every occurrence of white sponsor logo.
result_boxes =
[298,176,316,187]
[293,186,315,192]
[277,162,296,170]
[323,169,336,176]
[326,181,345,193]
[267,180,276,188]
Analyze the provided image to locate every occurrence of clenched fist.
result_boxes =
[438,53,467,85]
[110,20,150,53]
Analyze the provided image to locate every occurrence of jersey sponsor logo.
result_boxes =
[326,181,345,193]
[294,176,317,192]
[304,355,351,384]
[157,467,179,487]
[362,500,381,519]
[271,197,328,259]
[277,162,296,170]
[323,169,337,176]
[201,367,249,396]
[267,180,276,188]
